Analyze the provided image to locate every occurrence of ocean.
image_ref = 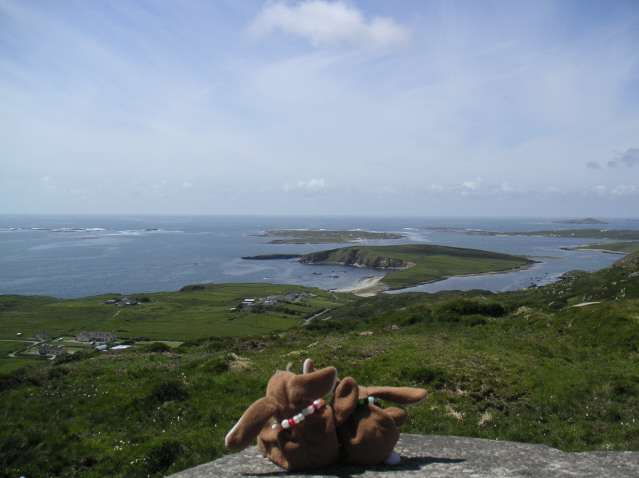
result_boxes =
[1,215,636,299]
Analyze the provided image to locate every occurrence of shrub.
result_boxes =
[462,314,487,326]
[400,366,450,389]
[146,379,189,403]
[47,366,71,380]
[0,370,26,392]
[54,350,94,364]
[436,298,507,319]
[204,356,230,374]
[146,439,183,474]
[142,342,172,353]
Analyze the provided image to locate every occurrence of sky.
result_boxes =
[1,0,639,217]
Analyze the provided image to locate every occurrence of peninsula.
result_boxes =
[299,244,535,292]
[567,241,639,254]
[424,228,639,240]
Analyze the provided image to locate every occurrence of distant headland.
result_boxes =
[552,218,607,224]
[254,229,403,244]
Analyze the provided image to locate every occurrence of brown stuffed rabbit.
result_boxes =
[302,359,428,466]
[332,377,428,465]
[224,359,341,470]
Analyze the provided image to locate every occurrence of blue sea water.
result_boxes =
[0,215,637,299]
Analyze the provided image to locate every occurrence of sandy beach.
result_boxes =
[335,276,388,297]
[334,262,539,297]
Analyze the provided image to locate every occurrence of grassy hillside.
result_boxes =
[1,252,638,478]
[300,244,534,290]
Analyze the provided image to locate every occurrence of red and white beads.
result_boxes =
[272,398,325,432]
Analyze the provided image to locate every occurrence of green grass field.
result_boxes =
[0,341,31,356]
[0,284,345,343]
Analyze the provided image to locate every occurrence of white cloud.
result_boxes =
[461,178,482,191]
[298,178,327,190]
[595,185,606,195]
[282,178,328,192]
[248,1,409,51]
[611,184,637,196]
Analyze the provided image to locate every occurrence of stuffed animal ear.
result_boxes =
[332,377,359,425]
[302,358,315,374]
[366,386,428,406]
[225,397,278,451]
[384,406,409,427]
[289,366,337,402]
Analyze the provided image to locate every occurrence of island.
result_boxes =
[256,229,403,244]
[423,228,639,241]
[566,241,639,255]
[241,254,302,260]
[298,244,535,294]
[552,218,608,224]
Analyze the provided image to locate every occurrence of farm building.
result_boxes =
[75,331,116,343]
[38,344,68,356]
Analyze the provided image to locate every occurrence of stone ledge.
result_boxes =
[167,434,639,478]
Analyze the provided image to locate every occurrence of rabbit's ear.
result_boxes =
[302,358,315,374]
[366,386,428,406]
[332,377,359,425]
[289,366,337,401]
[225,397,277,451]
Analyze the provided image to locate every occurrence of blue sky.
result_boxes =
[1,0,638,216]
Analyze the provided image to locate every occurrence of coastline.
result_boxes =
[336,262,538,297]
[334,276,388,297]
[1,216,629,299]
[394,262,539,292]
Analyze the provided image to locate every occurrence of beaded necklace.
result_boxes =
[272,398,326,432]
[358,396,377,406]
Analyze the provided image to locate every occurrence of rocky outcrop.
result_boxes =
[300,248,414,270]
[167,434,639,478]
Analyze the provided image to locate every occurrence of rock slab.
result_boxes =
[167,434,639,478]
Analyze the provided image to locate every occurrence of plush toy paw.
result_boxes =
[383,451,401,465]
